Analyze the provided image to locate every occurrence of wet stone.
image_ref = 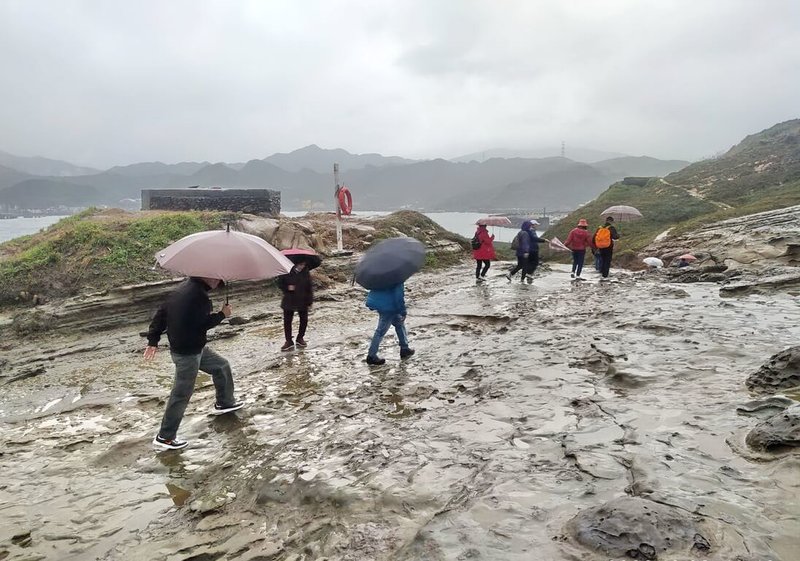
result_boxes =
[745,404,800,451]
[565,496,711,559]
[736,396,795,418]
[746,346,800,394]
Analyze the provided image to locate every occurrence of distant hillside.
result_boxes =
[548,119,800,264]
[0,145,690,212]
[0,179,100,207]
[106,161,211,176]
[0,164,32,190]
[264,144,415,173]
[452,147,628,164]
[0,150,99,177]
[590,156,690,178]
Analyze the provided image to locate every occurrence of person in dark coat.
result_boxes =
[592,216,620,279]
[145,276,243,451]
[365,282,414,365]
[506,220,548,284]
[471,224,496,281]
[277,262,313,351]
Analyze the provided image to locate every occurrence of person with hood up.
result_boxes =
[564,218,593,279]
[471,224,496,282]
[365,282,415,366]
[145,277,243,450]
[506,220,548,284]
[592,216,620,279]
[277,261,314,351]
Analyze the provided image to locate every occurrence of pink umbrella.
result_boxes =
[476,216,512,226]
[678,254,698,261]
[156,225,294,281]
[601,205,643,222]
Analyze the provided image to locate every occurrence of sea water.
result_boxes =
[0,216,68,243]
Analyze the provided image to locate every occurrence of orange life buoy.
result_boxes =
[337,186,353,215]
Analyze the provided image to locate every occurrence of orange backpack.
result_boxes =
[595,226,612,249]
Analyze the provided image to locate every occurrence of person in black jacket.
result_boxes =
[144,276,243,450]
[277,262,313,351]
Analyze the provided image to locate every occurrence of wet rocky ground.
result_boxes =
[1,263,799,560]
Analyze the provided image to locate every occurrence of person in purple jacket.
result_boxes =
[505,220,548,284]
[365,282,415,365]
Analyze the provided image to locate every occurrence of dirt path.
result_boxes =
[659,177,733,210]
[1,264,798,560]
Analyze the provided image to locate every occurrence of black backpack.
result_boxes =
[470,234,482,250]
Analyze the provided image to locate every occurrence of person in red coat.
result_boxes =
[564,218,593,279]
[471,224,496,281]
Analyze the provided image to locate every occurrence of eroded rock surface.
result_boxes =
[746,404,800,451]
[566,496,711,560]
[746,346,800,394]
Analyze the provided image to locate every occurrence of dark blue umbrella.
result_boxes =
[355,237,426,289]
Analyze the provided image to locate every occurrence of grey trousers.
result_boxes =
[158,347,236,440]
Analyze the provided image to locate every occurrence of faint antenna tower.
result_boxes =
[561,141,565,158]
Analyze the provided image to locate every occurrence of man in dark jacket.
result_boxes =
[592,216,620,279]
[277,262,313,351]
[145,276,242,450]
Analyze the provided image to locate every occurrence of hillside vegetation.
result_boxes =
[549,119,800,264]
[0,209,233,306]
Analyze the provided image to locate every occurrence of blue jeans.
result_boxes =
[594,251,602,271]
[571,250,586,276]
[368,312,409,357]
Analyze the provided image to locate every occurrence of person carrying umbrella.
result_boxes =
[145,224,293,450]
[565,218,593,279]
[471,224,496,282]
[277,250,320,351]
[506,220,548,284]
[592,216,620,279]
[145,277,243,450]
[365,282,414,365]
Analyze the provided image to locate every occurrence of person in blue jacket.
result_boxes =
[505,220,548,284]
[365,282,415,365]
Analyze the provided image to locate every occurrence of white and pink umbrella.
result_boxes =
[475,216,512,226]
[678,254,698,261]
[156,225,294,282]
[601,205,643,222]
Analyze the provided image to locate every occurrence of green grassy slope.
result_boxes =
[548,119,800,264]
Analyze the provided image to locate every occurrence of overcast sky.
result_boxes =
[0,0,798,168]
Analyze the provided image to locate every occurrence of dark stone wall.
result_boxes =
[141,188,280,215]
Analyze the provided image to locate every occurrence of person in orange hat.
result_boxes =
[564,218,593,279]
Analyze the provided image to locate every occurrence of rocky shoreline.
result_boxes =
[1,259,798,560]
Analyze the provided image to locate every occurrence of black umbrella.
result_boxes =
[281,249,322,270]
[355,237,426,289]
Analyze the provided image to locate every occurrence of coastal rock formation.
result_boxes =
[745,404,800,451]
[645,204,800,271]
[565,496,712,560]
[746,346,800,394]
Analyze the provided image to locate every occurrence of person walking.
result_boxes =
[277,261,313,351]
[506,220,547,284]
[592,216,620,279]
[365,282,414,365]
[565,218,593,279]
[145,277,243,451]
[471,224,496,281]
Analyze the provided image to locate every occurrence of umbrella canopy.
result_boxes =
[355,237,426,290]
[678,254,698,261]
[156,228,294,281]
[643,257,664,268]
[601,205,643,222]
[476,216,512,226]
[281,248,322,270]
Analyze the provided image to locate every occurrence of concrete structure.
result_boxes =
[141,188,280,215]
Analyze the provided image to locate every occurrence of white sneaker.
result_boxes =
[153,435,189,450]
[211,402,245,416]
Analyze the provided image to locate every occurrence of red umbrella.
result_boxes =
[281,248,322,270]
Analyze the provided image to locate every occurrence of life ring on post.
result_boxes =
[337,186,353,215]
